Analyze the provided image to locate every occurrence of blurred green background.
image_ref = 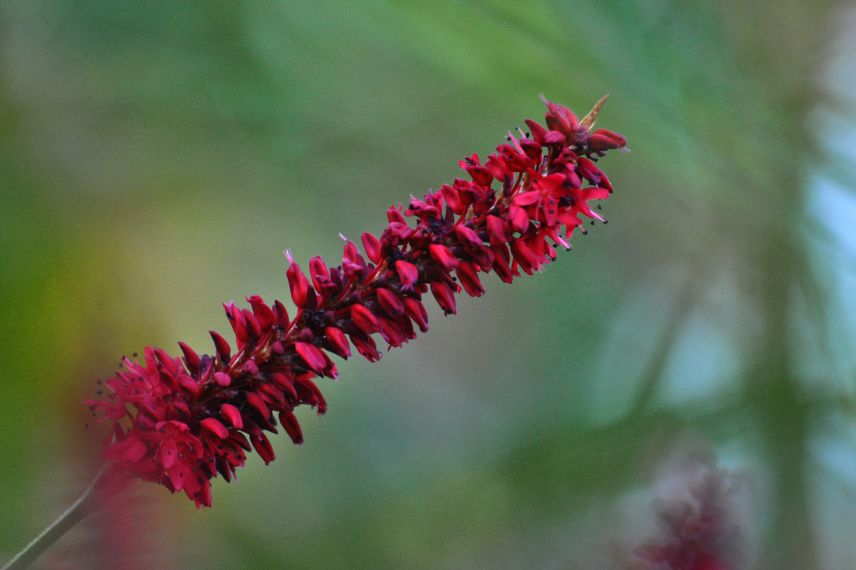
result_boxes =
[2,1,856,568]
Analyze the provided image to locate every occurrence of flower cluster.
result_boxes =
[85,97,627,507]
[635,464,740,570]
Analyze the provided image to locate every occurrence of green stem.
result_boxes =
[1,468,107,570]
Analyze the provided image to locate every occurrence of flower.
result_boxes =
[84,97,627,507]
[634,462,740,570]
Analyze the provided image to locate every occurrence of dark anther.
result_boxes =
[303,309,327,330]
[427,218,448,236]
[386,247,405,263]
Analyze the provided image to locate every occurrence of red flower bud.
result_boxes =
[429,244,459,270]
[324,326,351,358]
[285,258,310,308]
[376,287,405,316]
[200,418,229,439]
[351,303,380,334]
[177,341,201,371]
[221,404,243,429]
[361,232,382,263]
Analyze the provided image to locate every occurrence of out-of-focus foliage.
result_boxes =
[1,1,855,568]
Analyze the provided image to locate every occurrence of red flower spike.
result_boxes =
[209,330,231,360]
[84,96,625,507]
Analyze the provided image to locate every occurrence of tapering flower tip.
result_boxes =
[223,301,248,343]
[286,261,310,308]
[309,256,330,293]
[580,93,609,130]
[177,341,201,371]
[209,330,231,359]
[361,232,382,263]
[273,300,290,328]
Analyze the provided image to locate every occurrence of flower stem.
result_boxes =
[2,468,107,570]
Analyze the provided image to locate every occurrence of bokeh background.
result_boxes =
[2,1,856,568]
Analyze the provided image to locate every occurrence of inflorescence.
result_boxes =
[84,96,627,507]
